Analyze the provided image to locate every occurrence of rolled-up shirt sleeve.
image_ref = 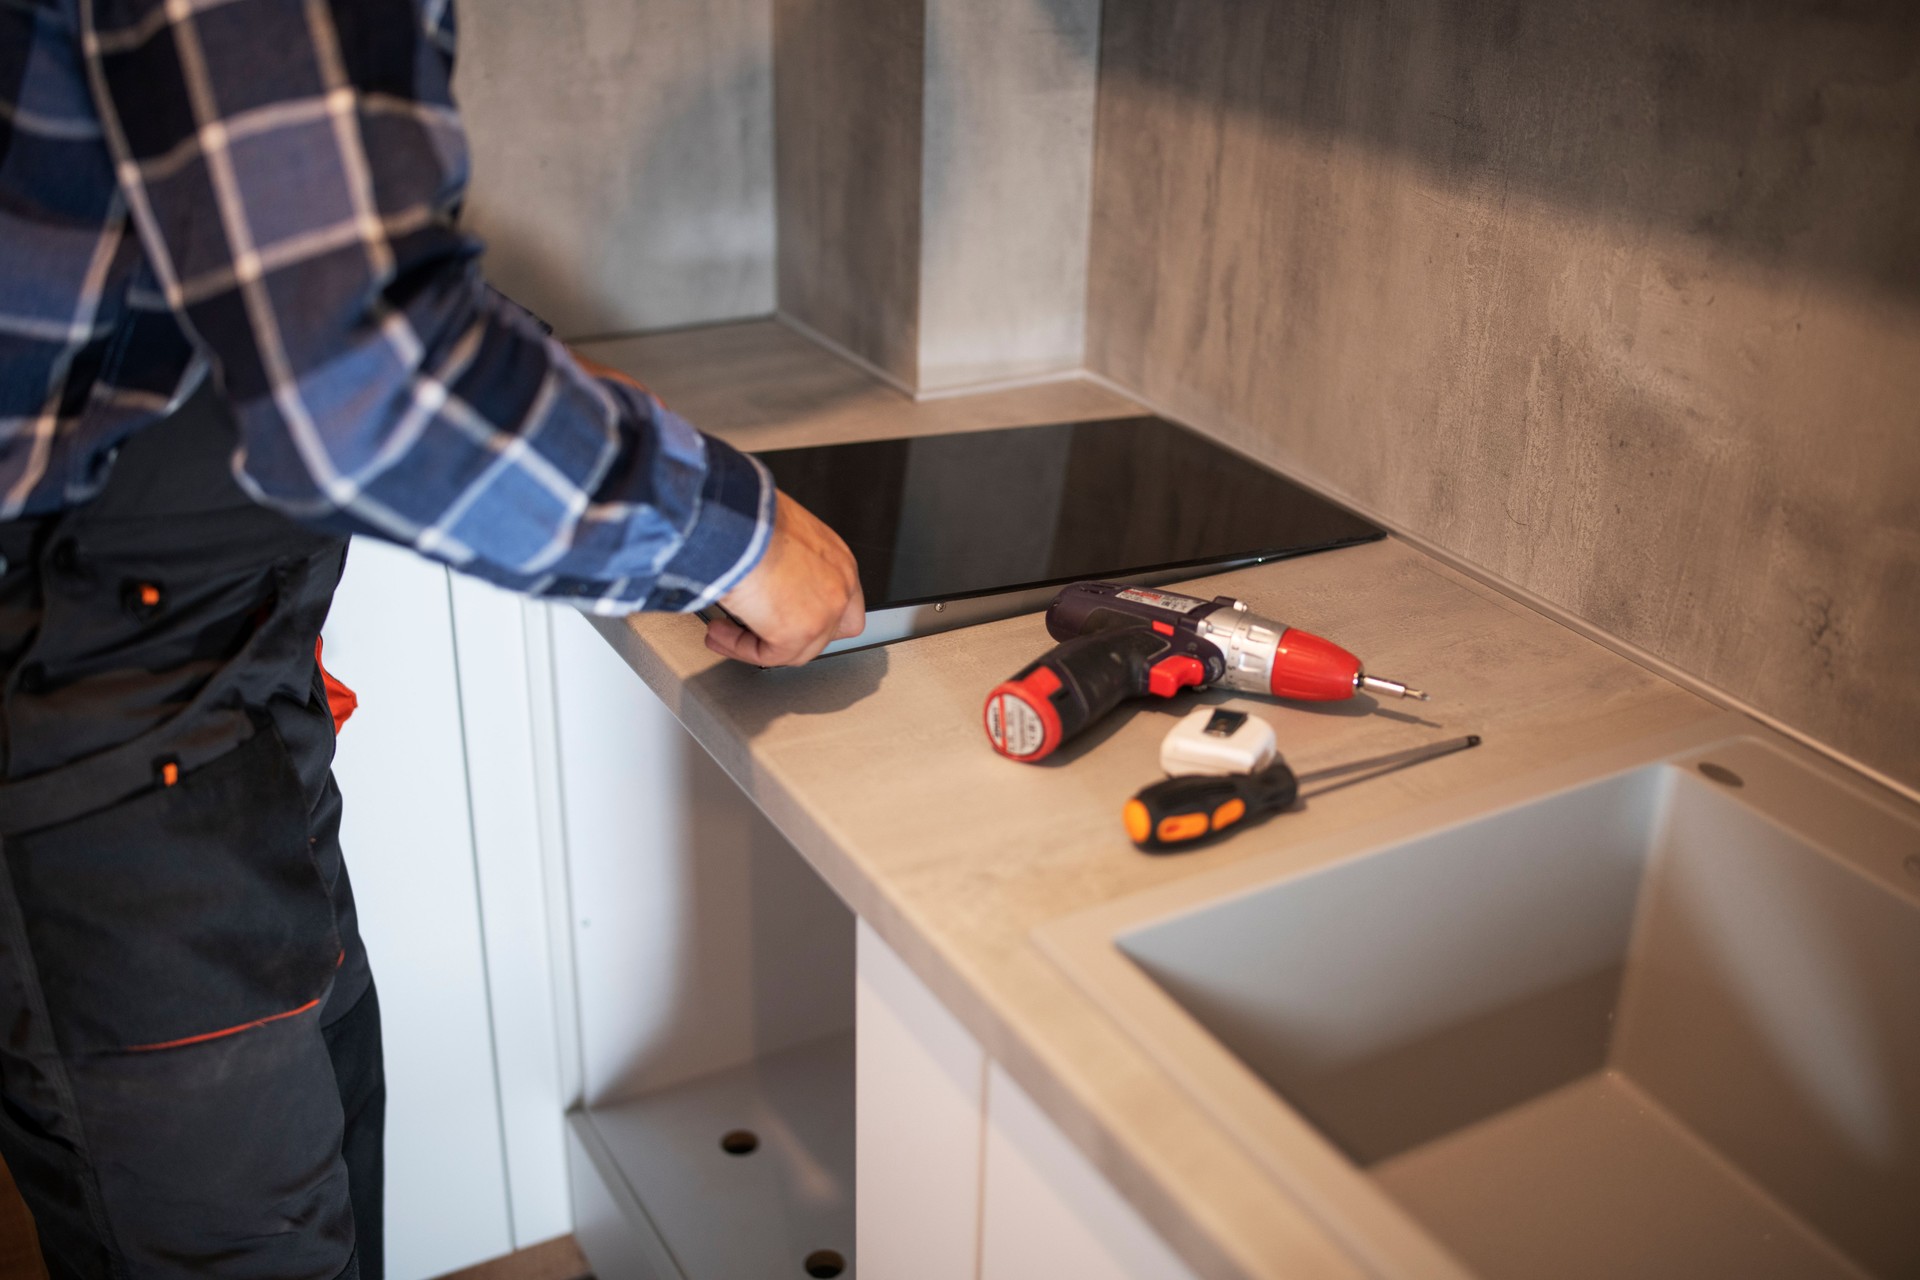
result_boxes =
[78,0,772,613]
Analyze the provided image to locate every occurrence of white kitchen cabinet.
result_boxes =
[547,611,854,1108]
[323,544,577,1278]
[446,578,575,1247]
[854,923,1198,1280]
[980,1064,1200,1280]
[322,542,515,1278]
[855,921,986,1280]
[551,611,856,1279]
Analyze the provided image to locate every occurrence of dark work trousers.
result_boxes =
[0,386,383,1279]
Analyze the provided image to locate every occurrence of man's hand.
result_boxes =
[705,491,864,667]
[568,348,863,664]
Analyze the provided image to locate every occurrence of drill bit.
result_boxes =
[1359,673,1430,701]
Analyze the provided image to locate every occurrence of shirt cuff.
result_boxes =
[640,432,777,613]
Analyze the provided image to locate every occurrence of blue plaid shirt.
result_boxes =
[0,0,774,613]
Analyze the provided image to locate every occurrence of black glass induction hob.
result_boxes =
[745,415,1383,654]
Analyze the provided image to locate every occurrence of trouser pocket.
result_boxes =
[3,725,342,1056]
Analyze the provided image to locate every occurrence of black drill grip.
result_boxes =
[985,627,1172,761]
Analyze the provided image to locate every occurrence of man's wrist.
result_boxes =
[641,430,776,613]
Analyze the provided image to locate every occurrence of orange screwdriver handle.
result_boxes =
[1124,765,1300,852]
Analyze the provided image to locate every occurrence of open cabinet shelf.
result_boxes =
[570,1032,856,1280]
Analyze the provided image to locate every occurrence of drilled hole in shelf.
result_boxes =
[1697,761,1744,789]
[804,1250,846,1278]
[720,1129,759,1157]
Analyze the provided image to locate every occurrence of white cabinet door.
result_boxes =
[855,921,986,1280]
[549,609,853,1109]
[854,923,1198,1280]
[323,540,514,1278]
[446,581,575,1248]
[980,1064,1201,1280]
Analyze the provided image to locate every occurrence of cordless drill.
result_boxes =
[983,582,1428,763]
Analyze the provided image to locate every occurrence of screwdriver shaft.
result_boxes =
[1297,734,1481,796]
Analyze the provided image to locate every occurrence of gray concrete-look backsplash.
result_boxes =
[774,0,926,386]
[457,0,1102,391]
[1086,0,1920,791]
[773,0,1102,393]
[455,0,775,340]
[918,0,1101,391]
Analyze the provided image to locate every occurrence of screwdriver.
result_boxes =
[1123,735,1482,852]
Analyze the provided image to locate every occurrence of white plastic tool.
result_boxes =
[1160,706,1277,777]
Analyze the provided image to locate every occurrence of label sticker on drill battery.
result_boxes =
[986,693,1045,758]
[1114,587,1204,614]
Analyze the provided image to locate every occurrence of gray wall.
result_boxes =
[455,0,775,340]
[772,0,1102,392]
[917,0,1101,391]
[773,0,926,384]
[458,0,1101,388]
[1086,0,1920,791]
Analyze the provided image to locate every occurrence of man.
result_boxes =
[0,1,863,1275]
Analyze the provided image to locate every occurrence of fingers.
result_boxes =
[835,583,866,640]
[702,616,760,664]
[786,629,837,667]
[705,625,832,669]
[815,516,864,642]
[704,616,782,667]
[704,606,843,668]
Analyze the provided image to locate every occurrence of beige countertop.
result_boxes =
[577,320,1725,1279]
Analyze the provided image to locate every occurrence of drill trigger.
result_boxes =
[1147,655,1208,698]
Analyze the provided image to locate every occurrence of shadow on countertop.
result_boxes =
[685,642,891,741]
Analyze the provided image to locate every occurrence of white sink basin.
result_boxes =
[1039,720,1920,1280]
